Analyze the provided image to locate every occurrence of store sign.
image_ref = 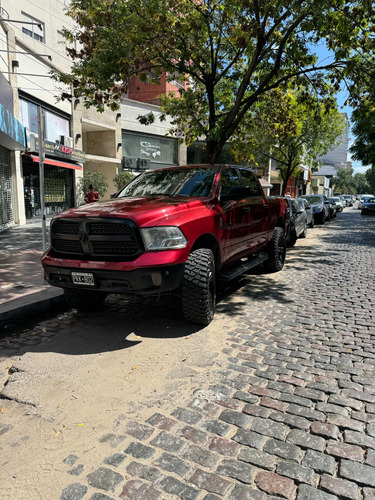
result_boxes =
[140,140,161,159]
[0,102,27,150]
[30,135,85,163]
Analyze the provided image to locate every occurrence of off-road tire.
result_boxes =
[64,289,108,310]
[264,227,286,273]
[181,249,216,325]
[300,223,307,238]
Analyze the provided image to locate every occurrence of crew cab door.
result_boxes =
[219,166,252,260]
[238,168,270,248]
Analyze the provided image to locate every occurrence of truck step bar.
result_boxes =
[219,252,269,281]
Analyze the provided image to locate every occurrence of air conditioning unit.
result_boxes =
[59,135,73,148]
[137,158,151,170]
[122,156,138,170]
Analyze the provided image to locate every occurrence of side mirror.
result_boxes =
[110,192,119,199]
[221,185,251,202]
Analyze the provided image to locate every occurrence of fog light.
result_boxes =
[151,273,162,286]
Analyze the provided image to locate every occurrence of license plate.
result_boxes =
[71,272,95,286]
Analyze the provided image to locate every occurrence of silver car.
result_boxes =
[358,195,375,210]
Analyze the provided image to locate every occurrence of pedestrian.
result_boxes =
[85,184,99,203]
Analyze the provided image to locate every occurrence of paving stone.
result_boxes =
[61,483,88,500]
[316,403,349,417]
[189,469,232,496]
[328,394,363,411]
[311,422,340,440]
[232,428,266,449]
[154,452,191,476]
[203,495,221,500]
[150,431,185,453]
[326,414,365,432]
[179,425,208,445]
[103,452,126,467]
[276,462,315,485]
[269,412,310,430]
[201,420,230,439]
[255,470,295,498]
[320,474,359,500]
[248,386,281,398]
[86,467,124,492]
[68,464,84,476]
[340,459,375,487]
[120,479,161,500]
[278,375,305,386]
[251,417,288,440]
[287,404,325,421]
[238,447,276,470]
[125,421,154,441]
[326,440,364,462]
[306,382,339,394]
[287,430,326,452]
[219,409,251,428]
[228,484,266,500]
[63,455,79,466]
[341,389,375,404]
[297,484,338,500]
[126,461,162,482]
[209,436,240,456]
[233,391,259,404]
[279,393,314,408]
[344,430,375,449]
[171,407,202,424]
[98,433,125,448]
[243,404,271,418]
[302,450,335,474]
[146,413,177,431]
[264,438,303,462]
[216,459,254,483]
[183,443,219,467]
[88,494,114,500]
[363,487,375,499]
[125,442,156,459]
[366,449,375,467]
[294,387,326,402]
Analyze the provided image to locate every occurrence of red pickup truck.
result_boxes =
[42,165,288,325]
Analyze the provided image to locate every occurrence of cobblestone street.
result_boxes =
[1,208,375,500]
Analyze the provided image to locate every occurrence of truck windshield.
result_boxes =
[118,167,217,198]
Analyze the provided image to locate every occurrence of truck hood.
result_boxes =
[53,196,211,227]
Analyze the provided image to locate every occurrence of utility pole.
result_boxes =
[37,105,47,252]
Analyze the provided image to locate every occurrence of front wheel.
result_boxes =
[63,289,108,310]
[264,227,286,273]
[181,249,216,325]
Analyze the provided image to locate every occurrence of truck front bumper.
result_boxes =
[43,264,186,295]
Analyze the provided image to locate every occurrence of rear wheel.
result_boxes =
[63,289,108,310]
[300,223,307,238]
[320,212,325,224]
[264,227,286,272]
[181,249,216,325]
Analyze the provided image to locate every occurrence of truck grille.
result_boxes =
[51,218,143,261]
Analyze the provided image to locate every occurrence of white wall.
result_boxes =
[121,99,176,135]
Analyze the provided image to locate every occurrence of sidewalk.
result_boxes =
[0,220,63,326]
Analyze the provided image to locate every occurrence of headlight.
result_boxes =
[140,226,188,250]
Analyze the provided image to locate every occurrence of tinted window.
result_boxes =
[300,195,323,204]
[119,167,217,198]
[220,167,241,196]
[238,169,262,196]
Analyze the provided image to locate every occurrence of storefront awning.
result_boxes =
[259,177,273,189]
[25,154,82,171]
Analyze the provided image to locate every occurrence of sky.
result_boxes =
[313,41,367,175]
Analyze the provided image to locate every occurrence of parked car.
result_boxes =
[285,198,308,247]
[342,195,353,207]
[361,197,375,215]
[41,165,289,325]
[299,194,330,224]
[327,198,337,218]
[298,198,314,227]
[358,195,375,210]
[329,196,344,212]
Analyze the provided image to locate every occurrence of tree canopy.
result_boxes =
[59,0,375,163]
[230,88,345,194]
[350,103,375,168]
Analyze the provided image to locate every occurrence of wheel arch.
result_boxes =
[190,233,221,271]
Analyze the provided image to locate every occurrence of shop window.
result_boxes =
[19,98,70,143]
[21,12,45,43]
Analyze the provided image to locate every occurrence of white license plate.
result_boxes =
[71,272,95,286]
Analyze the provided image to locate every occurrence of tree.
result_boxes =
[230,89,345,195]
[78,171,109,205]
[350,103,375,168]
[113,171,135,191]
[59,0,375,163]
[333,167,356,194]
[353,172,371,194]
[365,166,375,194]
